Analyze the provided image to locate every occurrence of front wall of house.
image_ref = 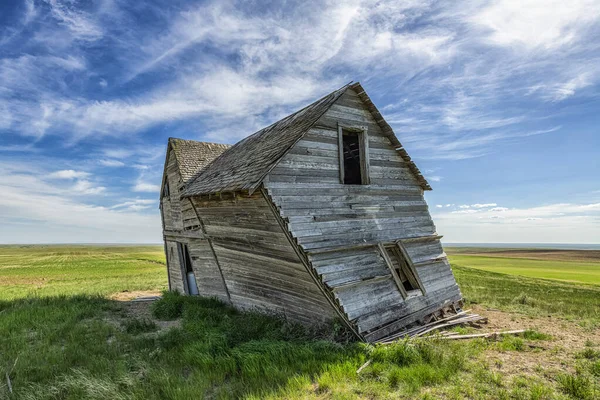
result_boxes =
[264,89,461,341]
[190,193,337,326]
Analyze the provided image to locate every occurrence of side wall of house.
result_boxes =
[190,193,338,326]
[161,147,229,301]
[264,88,461,341]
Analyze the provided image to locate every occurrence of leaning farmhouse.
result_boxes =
[160,82,462,342]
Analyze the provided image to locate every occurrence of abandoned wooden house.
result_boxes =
[159,82,462,342]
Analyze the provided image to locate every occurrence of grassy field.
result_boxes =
[0,245,167,300]
[0,245,599,399]
[446,248,600,286]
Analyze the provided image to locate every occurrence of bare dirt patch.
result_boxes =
[120,298,181,332]
[109,290,163,301]
[472,305,597,377]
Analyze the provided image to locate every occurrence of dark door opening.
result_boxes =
[342,131,362,184]
[177,242,199,295]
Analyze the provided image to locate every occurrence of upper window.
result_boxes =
[338,126,370,185]
[379,243,424,298]
[162,178,170,198]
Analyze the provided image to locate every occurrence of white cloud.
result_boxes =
[99,159,125,167]
[72,180,106,195]
[49,169,90,179]
[451,209,479,214]
[434,201,600,243]
[472,203,497,208]
[0,162,160,243]
[471,0,600,49]
[44,0,103,41]
[111,199,155,212]
[133,182,160,193]
[436,204,443,208]
[459,205,471,209]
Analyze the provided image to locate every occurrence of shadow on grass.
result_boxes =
[0,292,484,400]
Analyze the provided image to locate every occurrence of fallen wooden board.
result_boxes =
[439,329,526,340]
[356,359,372,374]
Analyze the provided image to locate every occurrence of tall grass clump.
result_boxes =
[556,373,595,399]
[361,339,478,394]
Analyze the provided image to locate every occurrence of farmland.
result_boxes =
[0,245,599,399]
[446,247,600,286]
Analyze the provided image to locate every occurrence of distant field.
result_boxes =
[447,247,600,286]
[0,245,167,300]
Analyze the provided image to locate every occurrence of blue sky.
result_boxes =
[1,0,599,244]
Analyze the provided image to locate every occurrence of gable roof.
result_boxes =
[168,138,231,183]
[181,82,430,197]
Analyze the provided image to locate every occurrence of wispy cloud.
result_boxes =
[434,201,600,243]
[99,159,125,167]
[132,182,160,193]
[72,180,105,195]
[111,199,155,212]
[49,169,90,179]
[0,162,159,243]
[43,0,103,41]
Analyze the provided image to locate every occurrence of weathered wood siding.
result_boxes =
[161,146,228,301]
[264,88,461,341]
[190,193,337,325]
[165,240,185,293]
[162,150,183,231]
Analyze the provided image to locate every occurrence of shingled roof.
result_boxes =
[181,82,431,197]
[168,138,230,183]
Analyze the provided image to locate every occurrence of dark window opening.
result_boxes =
[182,244,193,274]
[162,179,170,198]
[342,131,362,184]
[384,245,422,295]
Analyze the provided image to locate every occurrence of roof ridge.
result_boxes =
[168,137,231,147]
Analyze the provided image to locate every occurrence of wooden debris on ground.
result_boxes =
[438,329,526,340]
[378,309,487,343]
[356,359,372,374]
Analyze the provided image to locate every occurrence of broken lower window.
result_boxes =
[381,243,423,297]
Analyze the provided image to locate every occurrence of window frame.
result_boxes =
[337,124,370,185]
[378,241,426,299]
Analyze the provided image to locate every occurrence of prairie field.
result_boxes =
[446,247,600,286]
[0,245,599,399]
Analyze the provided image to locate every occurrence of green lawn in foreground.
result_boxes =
[0,245,167,300]
[0,245,599,398]
[447,254,600,286]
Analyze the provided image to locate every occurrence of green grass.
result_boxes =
[448,254,600,286]
[0,245,167,300]
[1,245,599,398]
[1,292,576,400]
[0,293,486,399]
[453,265,600,324]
